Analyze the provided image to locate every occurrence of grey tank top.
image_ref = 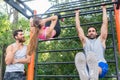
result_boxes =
[83,37,106,63]
[5,43,27,72]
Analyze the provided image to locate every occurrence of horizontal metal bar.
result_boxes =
[42,7,114,19]
[35,1,116,16]
[61,21,111,29]
[37,46,114,53]
[17,0,33,13]
[105,75,117,78]
[49,0,111,12]
[61,7,114,18]
[53,0,91,7]
[35,75,117,78]
[38,33,113,42]
[37,48,83,53]
[38,36,78,42]
[37,60,115,65]
[32,7,114,18]
[51,22,103,29]
[4,0,32,19]
[19,0,34,2]
[36,75,78,78]
[38,62,74,65]
[48,1,111,13]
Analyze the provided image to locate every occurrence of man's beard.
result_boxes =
[18,38,26,43]
[87,35,96,39]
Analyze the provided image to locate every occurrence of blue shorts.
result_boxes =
[98,62,109,78]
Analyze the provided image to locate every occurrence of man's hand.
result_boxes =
[26,55,31,63]
[75,10,80,13]
[101,3,106,9]
[30,18,34,27]
[12,59,18,64]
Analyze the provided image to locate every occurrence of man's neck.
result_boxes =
[88,38,96,40]
[15,41,23,46]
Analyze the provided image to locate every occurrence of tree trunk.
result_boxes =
[12,9,18,24]
[1,44,7,80]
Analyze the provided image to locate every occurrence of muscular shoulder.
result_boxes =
[6,43,15,51]
[98,36,106,48]
[6,44,13,50]
[82,37,88,47]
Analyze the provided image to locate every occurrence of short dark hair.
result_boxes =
[87,26,97,32]
[13,29,23,39]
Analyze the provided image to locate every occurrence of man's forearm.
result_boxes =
[102,7,108,25]
[100,6,108,40]
[14,55,31,64]
[5,54,15,65]
[75,12,80,28]
[75,11,84,35]
[15,58,30,64]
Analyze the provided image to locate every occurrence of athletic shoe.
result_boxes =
[86,52,99,80]
[75,52,89,80]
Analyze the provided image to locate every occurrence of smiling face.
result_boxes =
[15,32,25,43]
[87,27,98,39]
[13,30,25,43]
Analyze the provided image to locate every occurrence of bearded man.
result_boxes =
[4,29,31,80]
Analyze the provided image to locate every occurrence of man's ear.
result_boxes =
[96,33,98,36]
[15,36,17,39]
[87,33,88,37]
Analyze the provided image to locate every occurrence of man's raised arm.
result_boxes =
[100,5,108,42]
[75,10,86,45]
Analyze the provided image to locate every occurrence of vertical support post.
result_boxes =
[113,0,120,54]
[27,10,37,80]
